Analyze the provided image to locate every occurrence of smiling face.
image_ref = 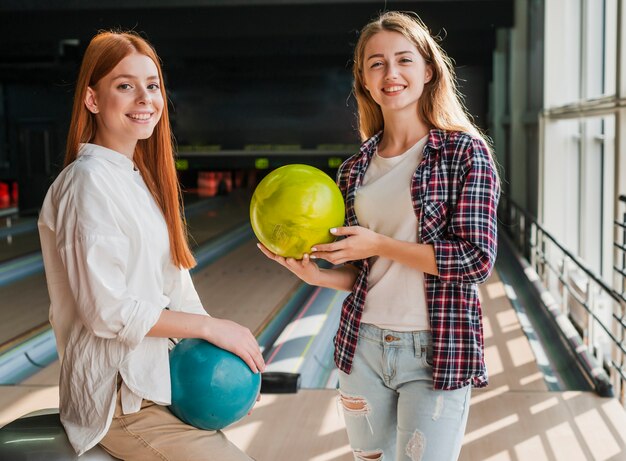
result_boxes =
[361,30,432,116]
[85,52,164,157]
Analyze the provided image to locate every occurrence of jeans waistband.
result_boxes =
[359,323,432,348]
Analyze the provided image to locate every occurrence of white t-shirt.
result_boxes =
[38,143,208,455]
[354,135,430,331]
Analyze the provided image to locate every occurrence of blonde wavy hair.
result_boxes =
[353,11,490,151]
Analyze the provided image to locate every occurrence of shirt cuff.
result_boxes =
[117,300,163,349]
[432,240,461,284]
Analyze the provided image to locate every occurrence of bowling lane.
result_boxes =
[0,191,250,265]
[186,191,251,249]
[0,272,50,351]
[0,191,252,347]
[0,237,40,264]
[191,240,302,334]
[0,227,305,427]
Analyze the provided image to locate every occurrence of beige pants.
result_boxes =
[99,384,252,461]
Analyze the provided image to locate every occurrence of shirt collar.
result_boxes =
[78,143,136,171]
[361,128,447,159]
[425,129,447,151]
[360,131,383,158]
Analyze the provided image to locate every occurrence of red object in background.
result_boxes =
[234,170,245,188]
[11,182,18,206]
[214,172,223,191]
[198,171,236,197]
[247,170,258,190]
[222,171,233,193]
[198,171,217,197]
[0,182,9,208]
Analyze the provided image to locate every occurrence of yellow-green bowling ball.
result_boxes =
[250,164,345,259]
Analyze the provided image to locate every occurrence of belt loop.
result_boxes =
[413,332,420,357]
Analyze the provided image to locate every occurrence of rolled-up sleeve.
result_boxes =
[433,138,500,285]
[57,168,163,349]
[166,268,207,316]
[60,234,163,349]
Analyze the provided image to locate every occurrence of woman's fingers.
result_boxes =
[257,243,290,267]
[312,249,349,265]
[329,226,358,236]
[207,318,265,373]
[285,256,307,268]
[235,342,265,374]
[250,341,266,373]
[241,330,266,373]
[257,243,278,259]
[311,240,344,253]
[240,353,259,374]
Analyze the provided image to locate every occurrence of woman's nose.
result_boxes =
[136,87,152,104]
[384,64,399,80]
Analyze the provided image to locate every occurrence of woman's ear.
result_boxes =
[425,65,434,84]
[85,87,99,114]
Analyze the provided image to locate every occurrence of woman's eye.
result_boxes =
[400,58,413,63]
[147,83,160,90]
[370,62,383,69]
[117,83,132,90]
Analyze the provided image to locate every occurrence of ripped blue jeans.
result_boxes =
[338,323,471,461]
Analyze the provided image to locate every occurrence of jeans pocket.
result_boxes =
[421,344,434,367]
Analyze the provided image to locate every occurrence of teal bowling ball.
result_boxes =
[169,338,261,431]
[250,164,345,259]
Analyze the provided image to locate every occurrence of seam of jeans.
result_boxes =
[117,415,170,461]
[462,384,472,417]
[358,334,383,345]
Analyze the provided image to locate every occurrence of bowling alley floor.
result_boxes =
[2,270,626,460]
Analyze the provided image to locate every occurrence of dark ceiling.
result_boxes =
[0,0,513,81]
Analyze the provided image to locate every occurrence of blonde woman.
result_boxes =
[38,31,264,460]
[259,11,500,460]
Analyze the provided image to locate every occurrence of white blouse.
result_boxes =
[355,135,430,331]
[38,143,208,455]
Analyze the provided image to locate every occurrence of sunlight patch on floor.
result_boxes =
[546,422,585,459]
[317,393,344,437]
[514,434,548,461]
[469,385,510,406]
[309,445,353,461]
[529,396,560,415]
[601,400,626,446]
[0,386,58,428]
[575,408,621,460]
[484,345,503,376]
[223,420,263,452]
[506,336,535,367]
[463,414,520,444]
[519,371,544,386]
[485,282,507,300]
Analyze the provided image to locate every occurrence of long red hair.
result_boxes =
[65,31,195,268]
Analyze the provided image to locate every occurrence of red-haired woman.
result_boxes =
[38,31,263,460]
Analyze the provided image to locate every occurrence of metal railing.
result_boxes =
[501,196,626,404]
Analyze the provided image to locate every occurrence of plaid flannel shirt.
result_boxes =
[334,129,500,390]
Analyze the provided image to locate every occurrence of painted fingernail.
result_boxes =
[330,228,337,234]
[310,255,317,260]
[310,247,317,252]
